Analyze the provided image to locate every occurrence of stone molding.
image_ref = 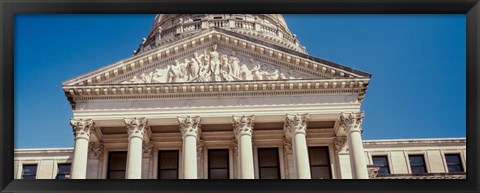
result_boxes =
[197,140,204,157]
[88,142,104,159]
[339,112,364,133]
[125,117,148,139]
[178,116,201,138]
[70,119,94,140]
[284,113,308,138]
[233,115,255,138]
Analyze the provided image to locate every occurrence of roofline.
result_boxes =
[215,28,372,78]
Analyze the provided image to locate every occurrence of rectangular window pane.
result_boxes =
[107,151,127,179]
[409,155,426,174]
[308,147,331,179]
[208,149,229,179]
[158,151,179,170]
[445,154,464,172]
[158,150,179,179]
[311,166,331,179]
[158,170,178,179]
[258,148,279,167]
[259,168,280,179]
[209,169,229,179]
[308,147,329,165]
[56,164,71,179]
[372,156,390,175]
[258,148,280,179]
[22,164,37,179]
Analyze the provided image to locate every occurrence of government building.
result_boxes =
[14,14,466,180]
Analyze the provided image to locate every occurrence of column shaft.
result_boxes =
[347,127,368,179]
[239,134,254,179]
[125,117,147,179]
[285,113,311,179]
[183,135,198,179]
[178,116,201,179]
[70,119,94,179]
[71,137,89,179]
[293,132,311,179]
[126,136,143,179]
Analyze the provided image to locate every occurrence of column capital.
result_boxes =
[339,112,364,133]
[284,113,309,138]
[125,117,148,140]
[233,115,255,138]
[70,118,94,140]
[88,142,104,159]
[178,116,201,138]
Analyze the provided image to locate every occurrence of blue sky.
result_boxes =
[14,14,466,148]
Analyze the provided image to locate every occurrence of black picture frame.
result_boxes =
[0,0,478,192]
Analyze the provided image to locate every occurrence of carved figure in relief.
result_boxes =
[229,54,241,77]
[188,58,199,80]
[209,44,221,80]
[120,45,301,84]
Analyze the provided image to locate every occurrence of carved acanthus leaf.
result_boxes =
[333,136,347,154]
[142,141,155,157]
[233,115,255,138]
[339,112,364,129]
[283,138,292,154]
[178,116,201,138]
[125,117,148,137]
[70,119,94,138]
[88,142,104,159]
[284,113,308,138]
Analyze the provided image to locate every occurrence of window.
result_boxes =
[445,154,464,173]
[213,16,223,19]
[22,164,37,179]
[56,164,71,179]
[372,156,390,175]
[308,147,331,179]
[208,149,230,179]
[158,150,179,179]
[258,148,280,179]
[107,151,127,179]
[409,155,427,174]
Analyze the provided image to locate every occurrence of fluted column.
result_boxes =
[125,117,148,179]
[70,119,94,179]
[178,116,201,179]
[340,112,368,179]
[233,115,255,179]
[285,113,311,179]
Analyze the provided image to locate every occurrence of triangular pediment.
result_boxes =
[62,29,370,87]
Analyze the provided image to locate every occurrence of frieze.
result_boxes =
[120,44,300,84]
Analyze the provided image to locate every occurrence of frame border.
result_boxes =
[1,0,478,192]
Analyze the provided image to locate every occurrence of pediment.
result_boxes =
[117,44,313,84]
[62,29,370,87]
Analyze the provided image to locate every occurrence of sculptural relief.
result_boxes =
[121,44,301,84]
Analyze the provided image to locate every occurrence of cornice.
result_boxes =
[63,78,369,109]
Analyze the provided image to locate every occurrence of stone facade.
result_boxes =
[13,14,466,180]
[14,138,466,179]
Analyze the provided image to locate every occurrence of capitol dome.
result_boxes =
[135,14,307,55]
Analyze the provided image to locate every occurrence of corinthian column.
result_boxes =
[285,113,311,179]
[125,117,148,179]
[340,112,368,179]
[178,116,201,179]
[233,115,255,179]
[70,119,94,179]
